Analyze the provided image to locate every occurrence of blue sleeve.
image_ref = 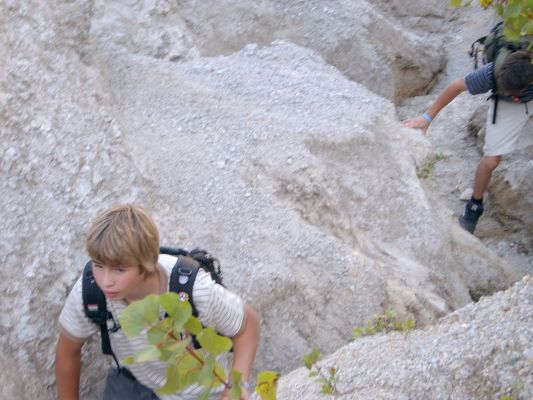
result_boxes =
[465,63,494,95]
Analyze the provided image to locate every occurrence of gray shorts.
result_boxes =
[103,368,160,400]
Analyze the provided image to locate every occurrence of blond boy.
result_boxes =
[55,204,260,400]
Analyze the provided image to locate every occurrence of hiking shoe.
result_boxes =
[458,200,484,234]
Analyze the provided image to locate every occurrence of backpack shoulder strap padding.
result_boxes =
[169,255,201,317]
[81,261,120,367]
[82,261,107,324]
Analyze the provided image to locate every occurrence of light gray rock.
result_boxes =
[112,0,446,103]
[277,275,533,400]
[89,0,198,62]
[372,0,452,32]
[1,1,155,399]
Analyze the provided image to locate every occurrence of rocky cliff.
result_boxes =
[0,1,531,399]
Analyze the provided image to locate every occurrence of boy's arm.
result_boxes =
[402,77,467,135]
[55,329,84,400]
[223,303,260,399]
[231,304,260,380]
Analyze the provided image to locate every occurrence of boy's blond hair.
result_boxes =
[86,204,160,276]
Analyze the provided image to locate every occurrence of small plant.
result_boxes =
[353,309,416,338]
[499,379,524,400]
[416,152,447,179]
[119,293,277,400]
[255,371,279,400]
[303,348,342,396]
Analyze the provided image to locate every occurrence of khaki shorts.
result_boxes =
[484,99,530,156]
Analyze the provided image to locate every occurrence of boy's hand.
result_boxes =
[401,115,431,135]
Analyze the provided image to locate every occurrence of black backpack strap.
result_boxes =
[488,60,499,125]
[169,256,201,317]
[82,261,121,369]
[492,94,499,124]
[169,256,203,348]
[469,35,487,70]
[160,246,188,257]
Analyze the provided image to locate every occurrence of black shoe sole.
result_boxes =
[458,216,476,234]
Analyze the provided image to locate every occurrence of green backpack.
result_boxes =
[469,21,532,122]
[470,21,531,75]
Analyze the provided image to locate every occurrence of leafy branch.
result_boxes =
[303,348,343,397]
[416,153,447,180]
[119,293,278,399]
[499,379,524,400]
[353,309,416,338]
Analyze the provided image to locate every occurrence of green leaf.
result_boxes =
[119,294,160,337]
[184,316,203,335]
[504,3,523,18]
[321,383,335,395]
[303,348,321,369]
[521,20,533,36]
[230,370,242,400]
[158,348,174,362]
[308,371,319,378]
[449,0,462,8]
[158,364,183,395]
[147,320,169,345]
[160,292,192,330]
[403,319,416,331]
[503,25,521,40]
[256,371,279,400]
[163,337,191,354]
[197,354,216,386]
[122,344,162,365]
[212,362,227,386]
[196,327,233,355]
[365,326,376,335]
[175,353,202,389]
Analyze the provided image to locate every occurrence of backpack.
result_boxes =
[81,246,223,368]
[469,21,532,123]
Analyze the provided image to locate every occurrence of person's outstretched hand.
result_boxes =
[401,115,431,135]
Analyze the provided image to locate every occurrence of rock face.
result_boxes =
[90,0,446,103]
[0,1,530,400]
[277,275,533,400]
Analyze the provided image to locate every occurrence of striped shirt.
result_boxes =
[59,254,245,399]
[465,63,533,103]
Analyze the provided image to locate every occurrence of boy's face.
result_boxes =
[91,262,145,301]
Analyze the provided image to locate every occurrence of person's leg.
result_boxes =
[459,100,528,234]
[472,155,502,199]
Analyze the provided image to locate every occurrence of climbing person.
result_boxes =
[402,26,532,234]
[55,204,260,399]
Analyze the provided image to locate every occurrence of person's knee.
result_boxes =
[481,155,502,171]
